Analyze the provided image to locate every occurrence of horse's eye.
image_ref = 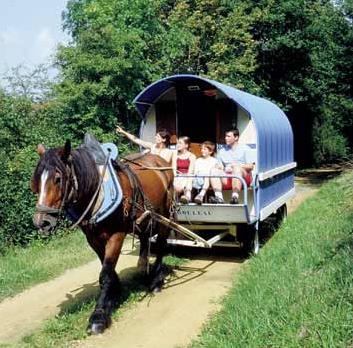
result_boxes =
[54,174,61,185]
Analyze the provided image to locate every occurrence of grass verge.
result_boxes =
[191,172,353,348]
[0,230,96,301]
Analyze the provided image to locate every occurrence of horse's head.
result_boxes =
[31,140,72,234]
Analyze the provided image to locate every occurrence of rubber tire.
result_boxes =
[238,224,260,257]
[276,204,288,225]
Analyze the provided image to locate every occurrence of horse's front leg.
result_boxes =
[88,232,126,335]
[149,227,169,293]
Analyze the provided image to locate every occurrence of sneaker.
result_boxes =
[194,194,204,205]
[179,195,190,204]
[230,196,239,204]
[209,196,224,204]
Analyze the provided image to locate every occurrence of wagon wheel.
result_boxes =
[237,224,260,257]
[263,203,288,237]
[276,204,287,225]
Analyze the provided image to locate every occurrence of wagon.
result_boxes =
[133,75,296,254]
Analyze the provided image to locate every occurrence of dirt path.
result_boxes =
[74,257,242,348]
[0,180,318,346]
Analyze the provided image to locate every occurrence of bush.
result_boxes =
[0,146,40,252]
[313,121,348,164]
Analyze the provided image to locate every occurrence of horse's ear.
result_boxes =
[30,178,37,193]
[61,139,71,163]
[37,144,46,156]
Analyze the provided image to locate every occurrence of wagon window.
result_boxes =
[177,89,217,143]
[215,99,237,144]
[155,101,177,144]
[154,88,238,146]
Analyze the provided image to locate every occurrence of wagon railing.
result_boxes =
[174,173,251,208]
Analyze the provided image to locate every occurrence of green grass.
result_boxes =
[0,230,96,301]
[191,172,353,348]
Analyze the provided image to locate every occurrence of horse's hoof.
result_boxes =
[87,322,106,335]
[152,286,162,293]
[87,310,111,335]
[149,279,164,293]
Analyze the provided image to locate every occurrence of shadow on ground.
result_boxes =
[295,167,343,185]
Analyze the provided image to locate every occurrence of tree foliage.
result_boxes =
[248,0,353,163]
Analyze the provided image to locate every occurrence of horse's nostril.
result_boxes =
[33,214,57,234]
[33,215,42,228]
[41,220,51,229]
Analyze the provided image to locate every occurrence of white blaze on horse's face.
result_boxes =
[38,170,49,205]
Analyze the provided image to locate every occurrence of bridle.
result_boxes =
[34,158,79,231]
[35,152,109,231]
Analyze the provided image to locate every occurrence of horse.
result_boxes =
[31,139,174,334]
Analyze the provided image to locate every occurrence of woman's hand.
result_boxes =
[116,125,125,135]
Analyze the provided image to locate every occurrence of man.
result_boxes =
[210,129,254,204]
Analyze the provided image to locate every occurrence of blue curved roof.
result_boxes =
[134,74,294,172]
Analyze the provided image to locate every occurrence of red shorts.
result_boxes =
[222,172,252,190]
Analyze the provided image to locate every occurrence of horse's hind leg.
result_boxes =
[149,227,169,292]
[88,232,125,335]
[137,233,149,274]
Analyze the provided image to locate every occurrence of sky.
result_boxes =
[0,0,70,76]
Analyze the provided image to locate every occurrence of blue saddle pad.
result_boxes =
[93,143,123,224]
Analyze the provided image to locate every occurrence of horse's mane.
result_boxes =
[71,148,100,200]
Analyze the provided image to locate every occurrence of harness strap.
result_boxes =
[67,163,79,203]
[34,160,74,234]
[70,152,110,229]
[114,160,155,219]
[35,204,60,214]
[121,156,173,171]
[114,160,156,273]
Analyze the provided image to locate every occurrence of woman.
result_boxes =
[172,136,196,204]
[116,126,174,163]
[192,141,220,204]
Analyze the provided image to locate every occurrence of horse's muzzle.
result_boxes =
[33,213,58,235]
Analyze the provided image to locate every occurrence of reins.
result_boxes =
[69,152,110,229]
[121,156,173,171]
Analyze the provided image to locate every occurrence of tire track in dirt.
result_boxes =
[0,181,318,346]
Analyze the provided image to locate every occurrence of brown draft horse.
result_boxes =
[31,140,173,334]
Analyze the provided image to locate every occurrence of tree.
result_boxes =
[2,64,54,102]
[249,0,353,164]
[55,0,168,139]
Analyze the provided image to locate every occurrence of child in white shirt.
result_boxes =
[192,141,219,204]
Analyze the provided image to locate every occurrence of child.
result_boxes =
[192,141,219,204]
[173,136,196,204]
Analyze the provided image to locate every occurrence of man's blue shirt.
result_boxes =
[217,143,253,166]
